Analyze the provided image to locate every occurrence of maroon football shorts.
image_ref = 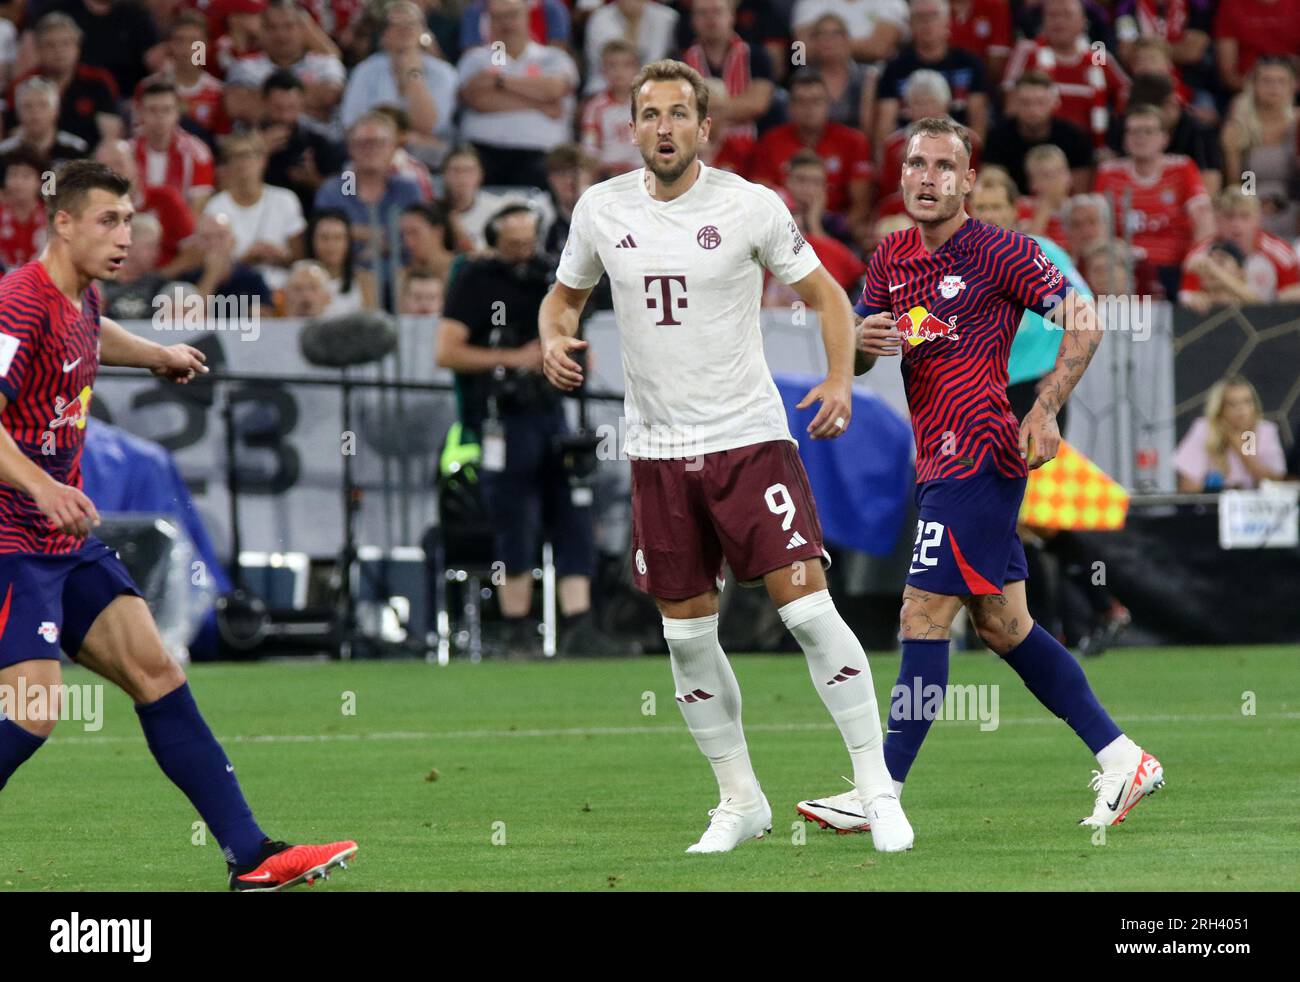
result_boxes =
[629,439,830,601]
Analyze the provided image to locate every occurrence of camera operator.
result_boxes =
[435,204,633,658]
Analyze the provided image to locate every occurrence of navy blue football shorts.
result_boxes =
[0,537,142,669]
[906,472,1029,597]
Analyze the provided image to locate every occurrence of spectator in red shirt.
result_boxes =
[949,0,1014,83]
[1002,0,1129,148]
[135,11,230,137]
[1093,103,1214,298]
[1214,0,1300,93]
[1179,187,1300,311]
[0,148,47,268]
[132,79,218,217]
[1018,143,1072,249]
[763,149,865,305]
[7,12,123,147]
[749,69,871,243]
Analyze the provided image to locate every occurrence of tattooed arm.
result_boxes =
[1018,289,1103,469]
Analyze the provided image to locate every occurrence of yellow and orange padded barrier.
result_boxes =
[1020,440,1129,531]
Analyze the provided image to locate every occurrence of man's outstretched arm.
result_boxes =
[99,316,209,382]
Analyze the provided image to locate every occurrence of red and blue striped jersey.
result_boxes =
[0,261,102,554]
[856,218,1068,483]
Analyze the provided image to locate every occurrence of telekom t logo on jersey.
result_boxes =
[644,275,688,326]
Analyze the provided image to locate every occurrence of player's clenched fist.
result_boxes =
[31,478,100,538]
[1018,404,1061,470]
[542,335,588,391]
[856,312,906,356]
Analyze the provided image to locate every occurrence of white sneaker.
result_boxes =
[796,787,871,834]
[1079,749,1165,827]
[862,792,914,852]
[685,795,772,854]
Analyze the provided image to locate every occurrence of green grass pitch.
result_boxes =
[2,646,1297,891]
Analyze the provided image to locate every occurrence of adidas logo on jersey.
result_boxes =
[786,531,808,549]
[615,233,638,248]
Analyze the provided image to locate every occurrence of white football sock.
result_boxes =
[663,613,762,806]
[778,590,894,802]
[1095,734,1141,770]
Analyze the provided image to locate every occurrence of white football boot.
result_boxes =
[685,795,772,854]
[862,792,914,852]
[1079,748,1165,827]
[796,781,871,834]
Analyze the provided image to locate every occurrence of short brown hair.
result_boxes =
[974,166,1018,205]
[629,59,710,121]
[905,115,973,161]
[401,264,440,295]
[46,159,130,223]
[788,149,824,172]
[1015,70,1056,90]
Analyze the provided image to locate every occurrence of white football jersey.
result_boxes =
[556,162,821,459]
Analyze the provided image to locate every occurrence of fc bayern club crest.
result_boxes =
[696,225,721,249]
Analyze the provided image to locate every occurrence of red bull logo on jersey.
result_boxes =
[897,306,960,346]
[49,385,92,431]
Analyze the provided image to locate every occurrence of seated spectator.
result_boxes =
[371,105,436,201]
[583,0,677,97]
[1001,0,1129,149]
[750,69,871,242]
[277,259,334,318]
[314,112,424,284]
[134,11,229,137]
[399,201,466,285]
[580,39,643,180]
[1115,0,1213,89]
[1179,187,1300,312]
[204,129,306,290]
[0,148,47,268]
[224,0,347,125]
[541,143,596,257]
[398,264,444,316]
[805,13,870,132]
[307,207,377,315]
[261,69,345,215]
[679,0,776,172]
[874,0,990,151]
[1123,37,1193,114]
[967,164,1018,229]
[1062,192,1111,265]
[92,137,196,277]
[1093,103,1213,299]
[459,0,571,50]
[213,0,265,79]
[133,80,217,217]
[221,72,266,135]
[1079,239,1135,296]
[1213,0,1300,95]
[55,0,160,99]
[98,212,169,320]
[6,12,122,147]
[1018,144,1072,248]
[1175,374,1287,491]
[1107,72,1222,194]
[175,211,274,308]
[0,8,15,96]
[791,0,907,63]
[441,144,506,249]
[949,0,1014,83]
[457,0,580,189]
[1220,57,1298,241]
[983,71,1093,194]
[764,149,865,303]
[0,76,88,165]
[340,0,459,164]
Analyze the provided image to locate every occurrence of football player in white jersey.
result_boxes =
[539,59,913,854]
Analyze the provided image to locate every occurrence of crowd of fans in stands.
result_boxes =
[0,0,1295,316]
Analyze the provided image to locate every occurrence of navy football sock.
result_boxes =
[883,638,950,785]
[135,683,267,867]
[0,716,47,791]
[1002,622,1122,753]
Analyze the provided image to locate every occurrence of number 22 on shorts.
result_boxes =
[910,520,944,574]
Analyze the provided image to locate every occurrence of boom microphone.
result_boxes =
[299,309,398,368]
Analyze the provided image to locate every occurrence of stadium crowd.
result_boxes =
[0,0,1294,319]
